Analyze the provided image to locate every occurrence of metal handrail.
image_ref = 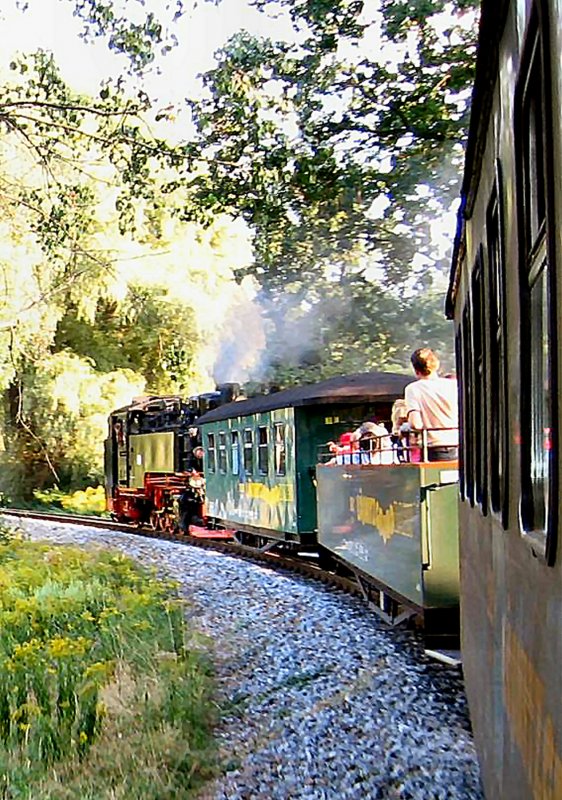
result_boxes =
[318,426,459,465]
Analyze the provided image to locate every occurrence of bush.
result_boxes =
[32,485,107,515]
[0,526,216,798]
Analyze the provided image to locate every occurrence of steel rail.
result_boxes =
[1,508,460,664]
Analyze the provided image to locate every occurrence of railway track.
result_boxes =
[1,508,459,663]
[0,507,359,593]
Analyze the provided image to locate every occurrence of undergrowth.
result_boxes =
[0,526,217,799]
[32,485,108,515]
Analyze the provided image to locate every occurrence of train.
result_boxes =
[445,0,562,797]
[105,371,461,647]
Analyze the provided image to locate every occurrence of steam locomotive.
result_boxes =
[446,0,562,797]
[104,385,237,534]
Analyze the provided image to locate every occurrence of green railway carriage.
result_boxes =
[196,372,410,546]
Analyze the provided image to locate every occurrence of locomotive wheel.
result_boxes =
[149,511,161,531]
[162,513,175,532]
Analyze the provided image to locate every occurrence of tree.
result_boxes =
[182,0,479,379]
[0,4,257,496]
[0,0,478,496]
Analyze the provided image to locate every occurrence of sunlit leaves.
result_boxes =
[182,0,478,383]
[62,0,185,73]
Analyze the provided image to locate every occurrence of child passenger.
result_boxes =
[350,420,393,464]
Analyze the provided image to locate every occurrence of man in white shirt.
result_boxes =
[404,348,459,462]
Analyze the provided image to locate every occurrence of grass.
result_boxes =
[0,525,217,799]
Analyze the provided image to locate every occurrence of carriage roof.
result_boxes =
[197,371,411,425]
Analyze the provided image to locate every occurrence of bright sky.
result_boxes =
[0,0,462,268]
[0,0,294,103]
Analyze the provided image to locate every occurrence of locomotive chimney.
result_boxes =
[216,383,241,404]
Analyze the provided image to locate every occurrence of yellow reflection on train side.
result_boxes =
[349,495,415,544]
[504,624,562,800]
[240,482,294,504]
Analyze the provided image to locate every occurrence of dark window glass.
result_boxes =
[486,181,508,524]
[455,331,465,501]
[258,426,268,475]
[206,432,216,473]
[218,432,227,474]
[274,423,286,476]
[231,431,239,476]
[527,261,551,533]
[462,306,474,506]
[523,53,546,244]
[471,255,488,514]
[516,10,556,556]
[243,429,253,475]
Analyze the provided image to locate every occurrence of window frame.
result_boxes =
[471,249,488,515]
[231,430,240,476]
[455,330,466,502]
[514,2,558,563]
[206,432,216,474]
[274,423,287,476]
[461,305,475,507]
[243,428,254,476]
[486,169,510,528]
[218,431,227,474]
[257,425,269,476]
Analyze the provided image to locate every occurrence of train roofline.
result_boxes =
[196,371,411,424]
[446,0,510,318]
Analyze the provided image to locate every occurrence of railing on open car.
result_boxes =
[317,427,459,466]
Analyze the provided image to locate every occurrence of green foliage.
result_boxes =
[0,530,215,797]
[62,0,185,73]
[0,33,251,496]
[183,0,478,380]
[33,485,107,515]
[55,289,201,394]
[0,354,146,499]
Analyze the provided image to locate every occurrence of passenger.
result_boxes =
[187,445,204,472]
[404,348,459,462]
[327,432,358,465]
[350,420,393,465]
[390,400,409,462]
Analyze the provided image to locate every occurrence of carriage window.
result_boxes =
[471,253,488,515]
[455,331,465,501]
[461,306,474,506]
[218,432,227,474]
[258,426,268,475]
[206,433,216,474]
[243,429,253,474]
[274,423,286,476]
[231,431,239,475]
[516,8,556,559]
[486,180,508,525]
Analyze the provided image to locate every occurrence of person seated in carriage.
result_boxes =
[327,432,358,464]
[350,419,393,464]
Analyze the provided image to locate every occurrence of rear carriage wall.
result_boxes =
[316,463,460,610]
[450,2,562,797]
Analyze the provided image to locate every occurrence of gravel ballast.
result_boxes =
[3,516,484,800]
